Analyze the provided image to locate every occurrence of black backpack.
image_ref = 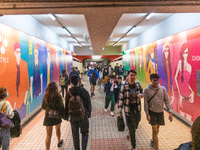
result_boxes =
[10,110,22,138]
[91,70,98,82]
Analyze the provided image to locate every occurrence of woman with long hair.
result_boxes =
[175,42,194,108]
[0,87,14,150]
[42,82,65,150]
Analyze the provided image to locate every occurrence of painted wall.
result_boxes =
[0,23,73,121]
[123,25,200,122]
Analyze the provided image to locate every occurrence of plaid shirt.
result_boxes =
[118,81,143,116]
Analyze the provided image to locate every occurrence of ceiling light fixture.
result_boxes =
[92,55,101,59]
[74,38,78,43]
[127,26,136,35]
[146,13,155,20]
[48,14,56,21]
[63,28,71,36]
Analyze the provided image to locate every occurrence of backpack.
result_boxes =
[91,70,98,82]
[10,110,22,138]
[60,75,66,86]
[68,91,85,122]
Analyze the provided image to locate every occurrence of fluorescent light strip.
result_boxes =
[146,13,155,20]
[92,55,101,59]
[127,26,136,35]
[63,28,71,36]
[48,14,56,21]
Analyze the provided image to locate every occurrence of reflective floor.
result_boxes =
[9,75,191,150]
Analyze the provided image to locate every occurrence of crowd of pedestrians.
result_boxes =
[1,63,200,150]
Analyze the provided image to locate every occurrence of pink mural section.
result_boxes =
[124,26,200,122]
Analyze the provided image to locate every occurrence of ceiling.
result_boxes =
[32,13,172,54]
[1,0,200,55]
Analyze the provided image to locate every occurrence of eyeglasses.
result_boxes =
[183,51,188,54]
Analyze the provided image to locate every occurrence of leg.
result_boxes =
[61,86,64,98]
[152,125,159,150]
[93,85,95,94]
[45,126,53,150]
[1,128,10,150]
[71,122,80,150]
[90,84,93,94]
[105,93,111,109]
[55,123,61,144]
[80,117,89,150]
[110,93,115,111]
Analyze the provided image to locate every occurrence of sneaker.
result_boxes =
[104,108,108,112]
[110,111,114,116]
[150,139,155,148]
[91,93,93,97]
[92,93,95,96]
[58,139,63,147]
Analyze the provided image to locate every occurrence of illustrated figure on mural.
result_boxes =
[52,48,60,84]
[162,40,174,103]
[30,43,43,102]
[130,50,136,71]
[175,42,194,116]
[147,45,158,74]
[13,42,29,118]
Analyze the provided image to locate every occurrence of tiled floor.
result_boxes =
[9,75,191,150]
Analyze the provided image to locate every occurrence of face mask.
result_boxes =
[91,68,94,70]
[6,93,8,98]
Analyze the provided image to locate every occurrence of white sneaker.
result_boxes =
[104,108,108,112]
[110,111,114,116]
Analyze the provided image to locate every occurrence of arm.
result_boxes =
[175,60,181,94]
[118,85,124,117]
[42,98,47,110]
[137,82,144,98]
[40,73,43,95]
[65,92,70,118]
[144,89,151,122]
[87,70,91,77]
[84,89,92,117]
[163,87,173,113]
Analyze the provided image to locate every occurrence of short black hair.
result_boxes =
[70,75,79,86]
[118,76,122,80]
[150,74,159,80]
[128,70,137,75]
[110,75,115,79]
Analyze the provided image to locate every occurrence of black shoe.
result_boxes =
[58,139,63,147]
[91,93,93,97]
[92,93,95,96]
[150,139,155,148]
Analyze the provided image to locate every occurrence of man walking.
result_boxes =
[65,75,92,150]
[114,63,119,75]
[87,66,99,97]
[118,70,143,150]
[144,73,173,150]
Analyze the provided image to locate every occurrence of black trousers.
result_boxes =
[126,108,141,148]
[70,117,89,150]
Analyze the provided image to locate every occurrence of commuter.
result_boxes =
[118,65,124,77]
[118,70,143,150]
[69,67,80,85]
[98,68,103,89]
[87,66,99,97]
[104,75,116,116]
[144,73,173,150]
[114,76,122,105]
[0,87,14,150]
[124,70,129,81]
[103,65,109,84]
[122,74,129,85]
[65,75,92,150]
[59,69,68,98]
[108,65,114,76]
[175,116,200,150]
[114,63,120,75]
[42,82,65,150]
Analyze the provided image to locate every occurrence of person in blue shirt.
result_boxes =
[87,66,99,97]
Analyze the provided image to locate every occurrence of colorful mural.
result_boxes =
[123,26,200,122]
[0,23,73,120]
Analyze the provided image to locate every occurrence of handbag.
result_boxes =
[0,101,14,128]
[48,109,59,119]
[117,116,125,131]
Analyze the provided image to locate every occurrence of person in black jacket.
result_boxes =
[59,69,68,98]
[69,67,80,86]
[65,75,92,150]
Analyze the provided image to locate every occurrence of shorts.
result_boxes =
[90,80,96,85]
[149,110,165,126]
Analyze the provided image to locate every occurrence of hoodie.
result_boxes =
[144,84,172,114]
[65,86,92,117]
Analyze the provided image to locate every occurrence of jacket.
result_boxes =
[144,84,172,114]
[65,86,92,117]
[118,81,143,116]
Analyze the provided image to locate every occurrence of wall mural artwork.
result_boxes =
[0,23,73,120]
[123,26,200,122]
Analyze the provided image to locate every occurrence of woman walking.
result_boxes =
[0,87,14,150]
[42,82,65,150]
